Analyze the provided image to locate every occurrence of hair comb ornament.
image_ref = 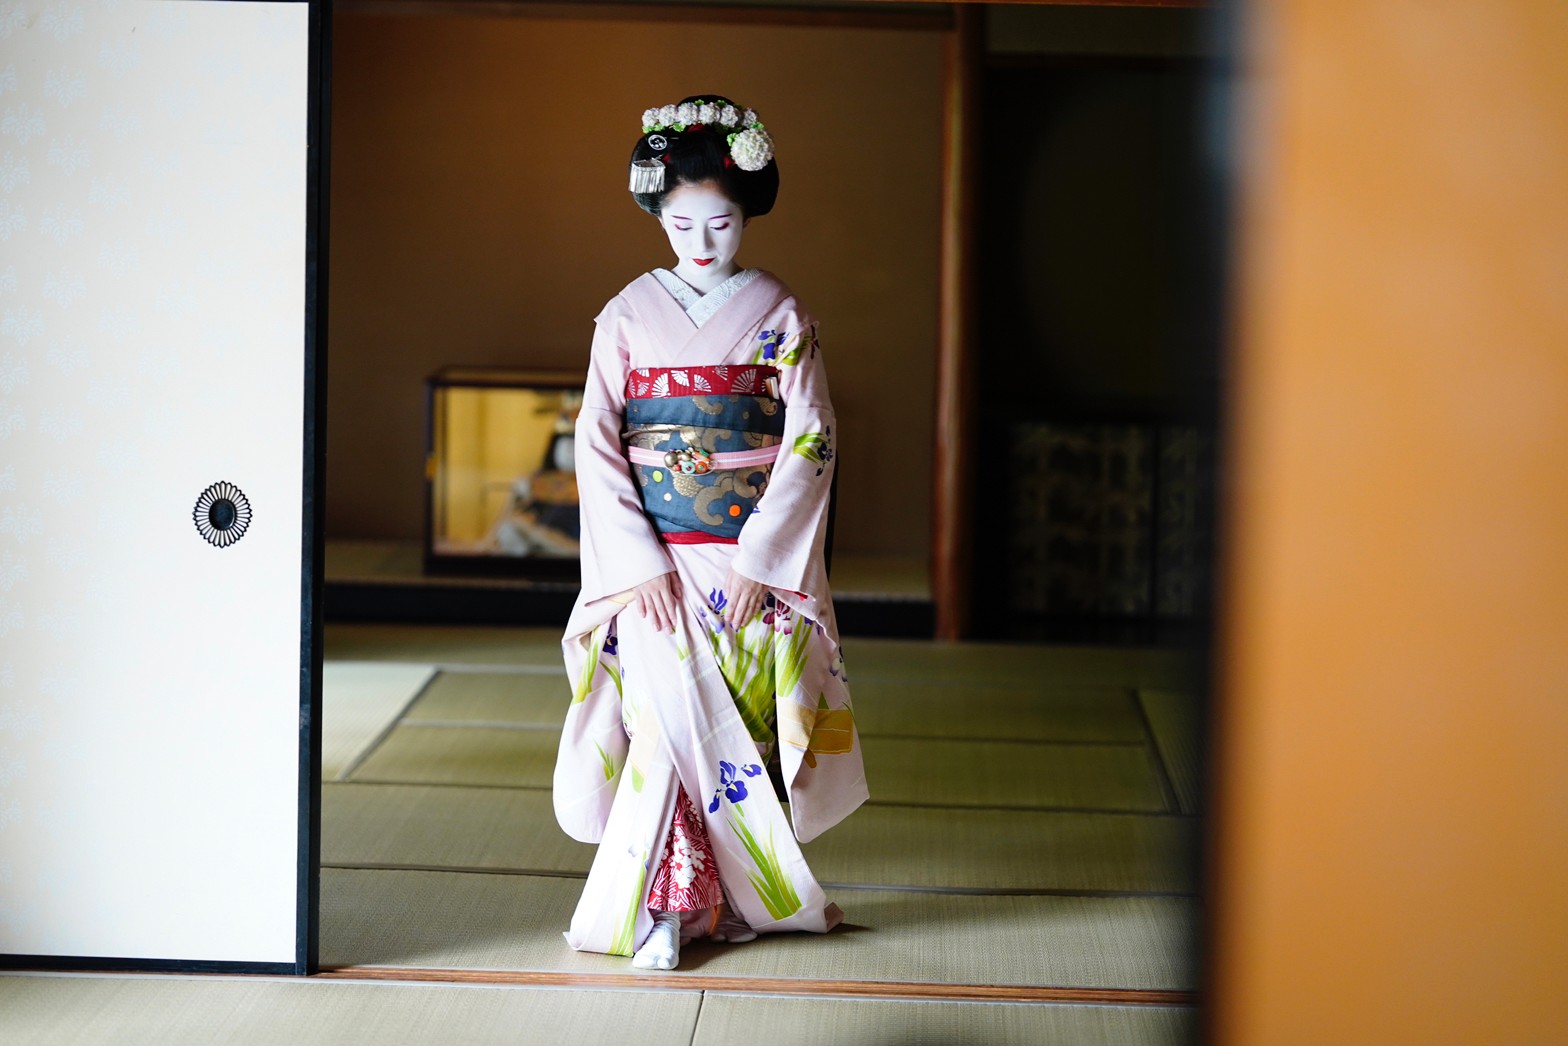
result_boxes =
[630,158,666,193]
[629,97,775,196]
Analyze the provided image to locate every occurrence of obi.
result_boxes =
[622,365,785,542]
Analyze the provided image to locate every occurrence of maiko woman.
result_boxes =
[553,95,866,971]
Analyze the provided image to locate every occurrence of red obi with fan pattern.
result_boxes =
[626,364,780,400]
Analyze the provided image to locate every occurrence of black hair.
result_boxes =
[629,94,779,219]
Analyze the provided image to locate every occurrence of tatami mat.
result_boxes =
[805,805,1196,893]
[0,973,700,1046]
[346,726,1163,812]
[843,640,1203,691]
[405,669,1143,743]
[321,662,436,780]
[403,670,567,726]
[322,784,596,874]
[321,869,1198,990]
[1138,691,1204,814]
[347,725,558,788]
[693,994,1194,1045]
[849,680,1143,741]
[323,783,1197,894]
[325,623,1202,690]
[314,623,1203,1024]
[864,738,1167,812]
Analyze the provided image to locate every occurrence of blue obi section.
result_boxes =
[623,394,785,454]
[632,461,774,539]
[624,393,785,539]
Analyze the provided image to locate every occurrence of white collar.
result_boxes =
[652,267,762,328]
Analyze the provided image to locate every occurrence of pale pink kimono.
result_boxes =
[554,269,868,956]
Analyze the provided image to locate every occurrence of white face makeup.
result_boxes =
[658,181,747,293]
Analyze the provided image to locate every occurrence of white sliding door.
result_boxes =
[0,0,321,969]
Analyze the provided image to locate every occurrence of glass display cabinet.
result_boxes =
[424,366,584,578]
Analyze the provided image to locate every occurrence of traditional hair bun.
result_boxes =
[628,94,779,218]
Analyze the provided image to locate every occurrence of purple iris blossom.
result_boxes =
[709,760,766,812]
[703,588,731,635]
[602,631,618,656]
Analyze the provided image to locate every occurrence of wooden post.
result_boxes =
[932,4,982,640]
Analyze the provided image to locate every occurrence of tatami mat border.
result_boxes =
[336,780,1183,817]
[335,661,1188,689]
[319,862,1196,899]
[334,672,441,782]
[1132,691,1182,813]
[327,778,1199,817]
[408,663,566,675]
[391,720,1149,747]
[400,720,563,732]
[315,966,1199,1006]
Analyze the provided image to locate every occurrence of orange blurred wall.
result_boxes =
[1209,1,1568,1042]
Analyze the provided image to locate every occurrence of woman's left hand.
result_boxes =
[723,567,772,629]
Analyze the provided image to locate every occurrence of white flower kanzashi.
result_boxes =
[636,101,775,171]
[728,126,774,172]
[643,100,761,132]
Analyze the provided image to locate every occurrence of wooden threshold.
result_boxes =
[316,965,1198,1005]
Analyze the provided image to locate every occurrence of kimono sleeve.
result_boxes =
[732,322,836,601]
[574,304,674,605]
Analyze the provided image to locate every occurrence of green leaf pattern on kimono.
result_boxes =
[572,623,609,703]
[792,431,830,465]
[707,616,780,744]
[773,617,814,702]
[726,806,803,921]
[593,741,617,782]
[609,849,649,956]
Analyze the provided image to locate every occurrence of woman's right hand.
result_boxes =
[631,571,684,633]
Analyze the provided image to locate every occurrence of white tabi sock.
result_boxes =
[631,911,681,970]
[708,902,756,944]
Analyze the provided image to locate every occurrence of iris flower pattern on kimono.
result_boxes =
[555,269,868,956]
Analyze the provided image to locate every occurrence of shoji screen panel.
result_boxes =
[1,0,319,968]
